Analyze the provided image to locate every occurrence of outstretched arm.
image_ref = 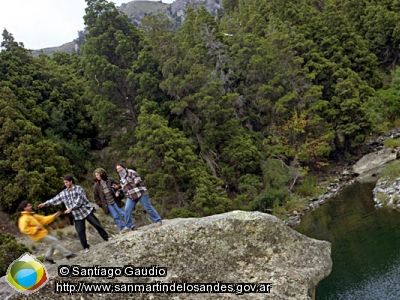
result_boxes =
[38,192,65,208]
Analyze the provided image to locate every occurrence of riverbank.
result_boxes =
[296,179,400,299]
[285,127,400,228]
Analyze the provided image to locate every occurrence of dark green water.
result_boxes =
[296,182,400,300]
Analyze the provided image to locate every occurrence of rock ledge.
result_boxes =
[2,210,331,300]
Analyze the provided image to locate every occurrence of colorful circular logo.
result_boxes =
[6,253,49,294]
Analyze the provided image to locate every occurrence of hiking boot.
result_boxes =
[155,222,162,228]
[120,227,130,234]
[66,253,76,260]
[45,258,56,264]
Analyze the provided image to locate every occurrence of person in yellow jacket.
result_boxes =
[18,201,76,264]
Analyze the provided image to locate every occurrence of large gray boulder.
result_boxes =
[2,211,331,299]
[353,148,398,182]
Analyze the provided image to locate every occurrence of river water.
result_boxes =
[296,181,400,300]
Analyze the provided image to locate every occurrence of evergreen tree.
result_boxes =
[367,67,400,129]
[82,0,143,134]
[130,110,231,217]
[338,0,400,68]
[0,31,93,213]
[221,5,333,167]
[158,6,263,186]
[0,87,71,212]
[330,68,375,152]
[251,158,290,211]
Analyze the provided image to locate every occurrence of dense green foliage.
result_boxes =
[0,232,30,276]
[1,0,400,219]
[0,31,93,213]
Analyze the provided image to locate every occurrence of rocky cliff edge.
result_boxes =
[1,210,331,299]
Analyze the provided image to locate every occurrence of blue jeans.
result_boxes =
[108,203,125,230]
[124,194,162,229]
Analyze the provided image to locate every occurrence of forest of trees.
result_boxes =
[1,0,400,219]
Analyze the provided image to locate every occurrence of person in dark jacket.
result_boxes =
[93,168,126,231]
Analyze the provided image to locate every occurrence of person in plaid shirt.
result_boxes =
[38,174,110,252]
[114,163,162,234]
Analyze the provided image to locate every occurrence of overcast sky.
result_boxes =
[0,0,174,50]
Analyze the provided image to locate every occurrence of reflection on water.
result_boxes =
[337,260,400,300]
[296,182,400,300]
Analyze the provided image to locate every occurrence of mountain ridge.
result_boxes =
[30,0,222,57]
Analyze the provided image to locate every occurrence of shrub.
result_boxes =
[272,195,308,219]
[168,207,199,218]
[295,174,323,197]
[381,161,400,184]
[251,158,290,211]
[55,230,64,239]
[384,138,400,149]
[0,232,30,276]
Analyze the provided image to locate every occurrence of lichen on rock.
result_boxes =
[2,210,331,300]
